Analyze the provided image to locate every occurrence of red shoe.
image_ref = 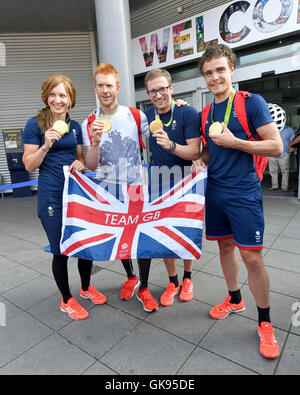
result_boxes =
[120,276,140,300]
[257,322,279,359]
[160,282,180,306]
[60,297,89,320]
[209,295,245,319]
[80,285,107,305]
[137,288,158,312]
[179,278,193,302]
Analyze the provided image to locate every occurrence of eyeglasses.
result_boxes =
[147,86,170,97]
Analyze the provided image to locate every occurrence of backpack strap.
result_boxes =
[233,91,253,140]
[129,107,146,149]
[234,90,268,181]
[86,114,96,144]
[200,103,212,146]
[86,113,102,164]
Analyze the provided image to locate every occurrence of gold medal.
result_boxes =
[102,119,112,133]
[150,119,163,133]
[53,120,68,136]
[209,122,223,136]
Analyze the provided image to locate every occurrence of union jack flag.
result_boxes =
[60,167,206,260]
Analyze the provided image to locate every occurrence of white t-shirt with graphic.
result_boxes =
[82,105,149,184]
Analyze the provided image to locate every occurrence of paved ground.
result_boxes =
[0,177,300,376]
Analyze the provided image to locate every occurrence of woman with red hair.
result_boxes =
[23,74,106,320]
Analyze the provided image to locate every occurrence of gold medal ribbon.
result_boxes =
[211,88,236,127]
[154,99,176,127]
[99,104,119,121]
[98,104,119,133]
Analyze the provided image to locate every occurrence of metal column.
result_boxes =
[95,0,136,107]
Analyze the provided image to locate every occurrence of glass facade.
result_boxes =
[239,70,300,132]
[236,36,300,66]
[240,70,300,176]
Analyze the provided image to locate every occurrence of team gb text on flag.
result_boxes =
[60,167,207,261]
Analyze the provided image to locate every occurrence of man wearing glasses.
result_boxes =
[144,69,201,308]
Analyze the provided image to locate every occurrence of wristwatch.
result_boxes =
[169,141,177,151]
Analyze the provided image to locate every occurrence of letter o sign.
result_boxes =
[253,0,293,33]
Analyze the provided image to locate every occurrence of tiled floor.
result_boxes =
[0,189,300,375]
